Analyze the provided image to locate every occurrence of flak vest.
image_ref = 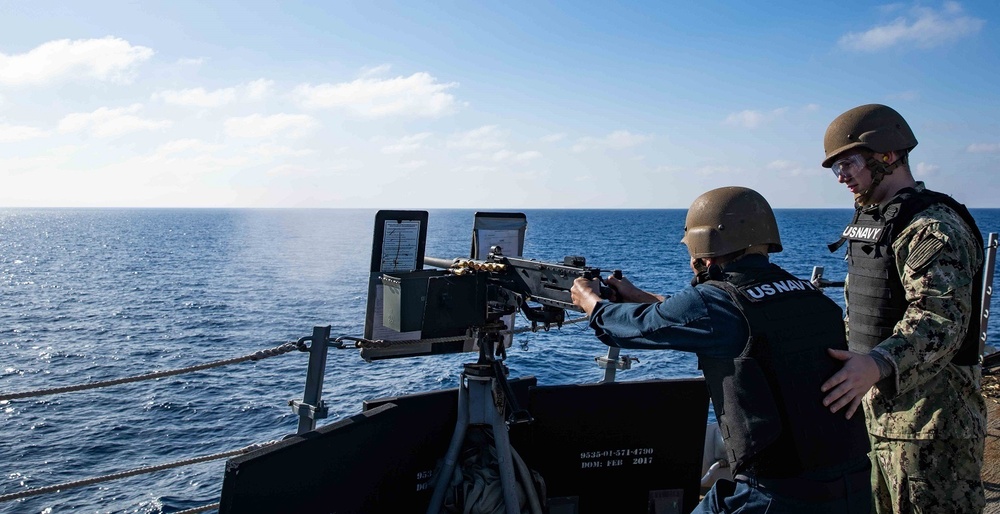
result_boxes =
[698,263,870,478]
[829,188,984,365]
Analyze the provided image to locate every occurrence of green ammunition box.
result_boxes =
[381,269,447,332]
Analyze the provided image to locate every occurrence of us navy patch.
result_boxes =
[841,224,884,243]
[737,278,817,302]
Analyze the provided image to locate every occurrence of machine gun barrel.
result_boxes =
[424,256,461,269]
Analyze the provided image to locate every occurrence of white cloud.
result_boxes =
[293,72,460,118]
[512,151,542,162]
[58,104,171,138]
[967,143,1000,153]
[249,144,314,157]
[0,146,77,172]
[360,64,393,78]
[541,133,566,142]
[154,139,222,156]
[572,130,652,152]
[152,78,274,107]
[0,37,153,86]
[141,142,248,170]
[0,122,48,142]
[453,163,501,174]
[397,160,427,170]
[442,126,541,166]
[154,87,237,108]
[725,110,765,128]
[766,159,810,176]
[381,132,432,154]
[913,161,939,176]
[724,108,788,129]
[243,79,273,101]
[838,2,985,51]
[468,149,542,163]
[176,57,205,66]
[604,130,653,149]
[224,113,318,139]
[767,160,798,171]
[696,165,740,176]
[141,152,250,169]
[266,164,317,176]
[654,165,685,174]
[447,125,507,151]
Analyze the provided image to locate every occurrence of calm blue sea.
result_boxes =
[2,208,998,513]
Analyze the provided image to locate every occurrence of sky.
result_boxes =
[0,1,998,209]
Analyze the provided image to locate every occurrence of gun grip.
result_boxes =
[601,270,623,302]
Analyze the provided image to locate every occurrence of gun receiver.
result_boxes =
[422,246,619,329]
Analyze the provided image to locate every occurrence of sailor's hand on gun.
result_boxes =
[604,272,664,303]
[571,269,623,315]
[571,277,604,316]
[573,270,661,315]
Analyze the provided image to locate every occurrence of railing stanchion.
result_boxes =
[292,325,331,434]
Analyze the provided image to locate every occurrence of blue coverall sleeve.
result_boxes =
[588,284,747,360]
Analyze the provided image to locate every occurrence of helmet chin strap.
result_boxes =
[854,155,904,207]
[691,261,724,286]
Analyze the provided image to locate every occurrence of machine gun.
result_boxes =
[383,245,620,338]
[427,246,621,327]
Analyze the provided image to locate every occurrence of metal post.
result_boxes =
[597,346,636,383]
[600,347,621,383]
[292,325,331,435]
[980,233,998,355]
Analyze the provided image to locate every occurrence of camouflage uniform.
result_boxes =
[845,183,986,513]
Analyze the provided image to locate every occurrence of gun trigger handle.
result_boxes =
[600,270,623,302]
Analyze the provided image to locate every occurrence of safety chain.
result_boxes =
[0,440,279,503]
[0,341,305,402]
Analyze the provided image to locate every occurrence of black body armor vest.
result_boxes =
[698,262,870,477]
[830,188,984,365]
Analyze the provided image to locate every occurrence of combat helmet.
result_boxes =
[822,104,918,168]
[681,186,782,258]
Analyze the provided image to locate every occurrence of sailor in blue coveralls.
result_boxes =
[571,186,872,514]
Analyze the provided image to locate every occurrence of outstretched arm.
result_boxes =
[604,273,664,303]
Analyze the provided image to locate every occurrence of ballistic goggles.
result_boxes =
[830,153,867,179]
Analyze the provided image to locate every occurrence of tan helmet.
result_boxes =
[822,104,918,168]
[681,186,782,258]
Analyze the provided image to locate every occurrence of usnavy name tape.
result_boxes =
[842,225,884,242]
[740,278,817,301]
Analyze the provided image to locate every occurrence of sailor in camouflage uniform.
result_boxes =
[818,104,987,514]
[572,187,872,513]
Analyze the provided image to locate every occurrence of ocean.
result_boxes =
[2,208,998,513]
